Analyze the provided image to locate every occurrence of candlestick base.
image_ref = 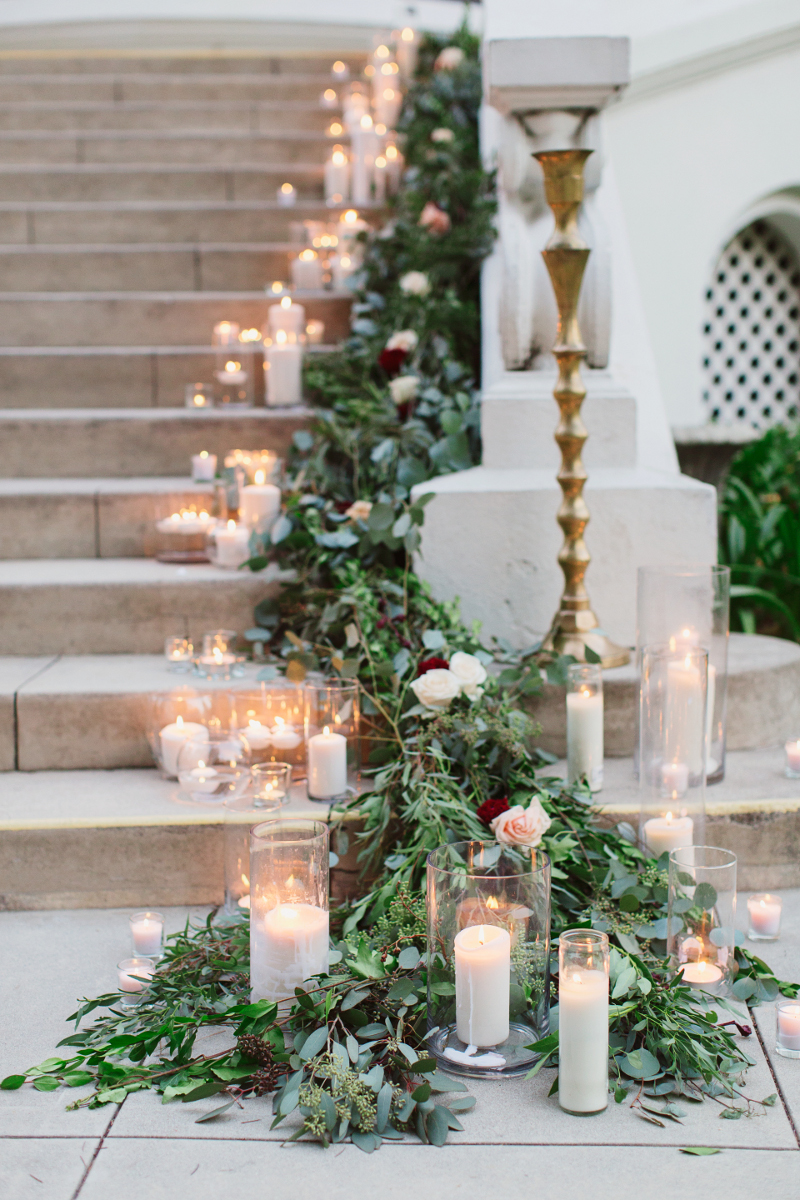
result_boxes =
[542,621,630,670]
[427,1023,549,1078]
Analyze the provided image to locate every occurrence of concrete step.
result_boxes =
[0,477,217,558]
[0,243,303,291]
[0,559,284,654]
[0,290,352,346]
[0,344,335,409]
[0,73,348,104]
[0,57,358,76]
[0,200,351,244]
[0,407,310,475]
[0,101,336,133]
[0,129,334,165]
[0,164,325,203]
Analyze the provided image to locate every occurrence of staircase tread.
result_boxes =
[0,476,213,495]
[16,651,254,695]
[0,163,325,174]
[0,344,336,356]
[0,288,351,299]
[0,404,311,417]
[0,241,311,252]
[0,558,283,584]
[0,199,344,211]
[0,128,333,141]
[0,100,334,112]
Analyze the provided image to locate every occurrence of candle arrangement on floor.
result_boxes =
[667,845,737,992]
[425,840,551,1077]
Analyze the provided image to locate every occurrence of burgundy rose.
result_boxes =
[378,346,407,376]
[416,656,449,676]
[476,796,510,827]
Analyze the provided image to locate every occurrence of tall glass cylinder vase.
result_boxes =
[426,841,551,1078]
[250,819,329,1003]
[667,846,737,994]
[223,783,289,919]
[637,565,730,782]
[304,680,360,802]
[639,644,707,857]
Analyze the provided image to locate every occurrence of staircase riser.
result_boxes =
[0,410,309,475]
[0,295,351,346]
[0,106,335,133]
[1,205,340,244]
[0,134,332,165]
[0,58,357,75]
[0,167,323,203]
[0,79,342,104]
[0,248,295,292]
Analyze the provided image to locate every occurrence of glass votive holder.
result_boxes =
[566,663,603,792]
[117,957,155,1008]
[558,930,610,1115]
[130,911,164,957]
[165,636,193,673]
[185,382,214,409]
[193,648,246,681]
[250,819,330,1003]
[785,739,800,778]
[176,736,250,804]
[203,630,237,656]
[747,893,782,941]
[668,845,737,993]
[191,451,217,482]
[776,999,800,1058]
[146,690,211,778]
[425,841,551,1078]
[250,762,292,809]
[304,680,360,802]
[206,519,251,570]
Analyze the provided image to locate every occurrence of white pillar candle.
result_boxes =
[351,119,378,205]
[130,914,164,956]
[307,725,347,799]
[643,812,694,858]
[558,968,609,1114]
[240,477,281,533]
[566,687,603,792]
[330,252,356,290]
[118,959,155,994]
[778,1004,800,1050]
[680,961,723,986]
[748,893,782,939]
[666,656,704,777]
[265,339,302,406]
[373,155,387,205]
[191,451,217,481]
[267,298,305,338]
[251,903,329,1001]
[291,250,325,290]
[213,520,250,568]
[454,923,510,1048]
[325,146,350,205]
[159,718,208,777]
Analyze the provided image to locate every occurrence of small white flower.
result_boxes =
[490,799,552,849]
[410,667,461,709]
[448,651,487,698]
[345,500,372,522]
[399,270,430,296]
[386,329,419,353]
[434,46,465,71]
[431,127,455,143]
[389,375,419,404]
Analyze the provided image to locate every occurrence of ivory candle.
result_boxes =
[252,903,329,1001]
[566,686,603,792]
[777,1003,800,1052]
[265,337,302,406]
[643,812,694,858]
[129,912,164,957]
[558,968,609,1114]
[680,960,723,986]
[159,718,208,777]
[291,249,324,290]
[325,145,350,205]
[117,958,155,995]
[454,924,510,1048]
[245,719,272,750]
[747,893,782,940]
[240,473,281,533]
[178,760,220,794]
[267,297,305,338]
[665,655,704,777]
[307,725,347,799]
[191,451,217,481]
[213,520,250,568]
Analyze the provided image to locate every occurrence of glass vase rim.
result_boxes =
[129,910,164,922]
[304,678,360,692]
[637,564,731,579]
[427,840,551,879]
[559,928,609,949]
[251,817,328,843]
[668,844,737,869]
[640,642,710,662]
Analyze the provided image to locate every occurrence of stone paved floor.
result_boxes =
[3,897,800,1200]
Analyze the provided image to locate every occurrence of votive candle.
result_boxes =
[776,999,800,1057]
[129,911,164,957]
[747,893,782,941]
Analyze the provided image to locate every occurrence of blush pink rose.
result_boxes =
[490,798,551,849]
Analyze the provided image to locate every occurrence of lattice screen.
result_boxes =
[701,219,800,428]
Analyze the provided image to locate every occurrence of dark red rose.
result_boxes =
[395,400,413,423]
[378,346,407,376]
[416,656,449,676]
[476,796,510,827]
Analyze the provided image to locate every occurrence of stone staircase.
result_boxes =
[0,51,367,909]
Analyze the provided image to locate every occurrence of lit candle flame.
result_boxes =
[254,469,266,486]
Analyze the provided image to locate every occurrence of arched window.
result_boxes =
[701,219,800,428]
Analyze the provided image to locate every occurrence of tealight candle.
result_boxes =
[786,739,800,778]
[191,451,217,482]
[129,911,164,957]
[164,636,193,672]
[454,923,510,1047]
[178,759,220,795]
[159,716,208,777]
[776,1000,800,1057]
[320,88,338,110]
[155,510,214,536]
[307,725,347,799]
[679,960,723,987]
[747,893,782,941]
[244,718,272,750]
[642,811,694,858]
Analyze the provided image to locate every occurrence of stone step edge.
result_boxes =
[0,163,326,174]
[0,199,350,211]
[0,346,336,357]
[0,288,352,300]
[0,405,312,417]
[0,242,318,253]
[0,129,336,141]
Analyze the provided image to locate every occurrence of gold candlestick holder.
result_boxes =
[535,148,629,669]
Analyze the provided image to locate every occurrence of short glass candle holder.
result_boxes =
[234,684,306,777]
[668,845,737,993]
[250,819,330,1003]
[639,643,707,857]
[425,841,551,1078]
[558,930,610,1115]
[146,690,211,778]
[776,999,800,1058]
[206,519,252,570]
[129,911,164,957]
[785,739,800,778]
[117,958,155,1008]
[747,893,782,941]
[566,663,603,793]
[203,630,237,657]
[176,736,250,804]
[185,382,214,409]
[165,636,193,673]
[304,680,360,801]
[250,762,292,809]
[193,648,246,681]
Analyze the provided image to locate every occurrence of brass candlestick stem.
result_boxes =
[535,148,629,668]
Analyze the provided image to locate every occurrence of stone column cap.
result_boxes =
[485,36,630,113]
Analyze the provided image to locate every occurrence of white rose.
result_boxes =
[431,127,455,143]
[345,500,372,522]
[449,651,487,698]
[400,270,430,296]
[410,667,461,709]
[389,375,419,404]
[434,47,465,71]
[386,329,419,352]
[490,799,552,849]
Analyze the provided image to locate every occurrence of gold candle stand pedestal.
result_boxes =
[535,147,630,669]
